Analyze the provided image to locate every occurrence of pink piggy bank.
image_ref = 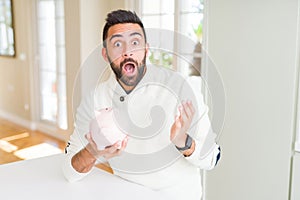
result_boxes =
[89,108,127,150]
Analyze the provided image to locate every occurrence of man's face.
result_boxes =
[102,23,148,91]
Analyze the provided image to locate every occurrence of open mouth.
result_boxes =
[122,62,136,75]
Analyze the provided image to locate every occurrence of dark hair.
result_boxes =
[102,10,147,47]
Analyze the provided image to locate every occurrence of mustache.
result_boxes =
[120,58,138,68]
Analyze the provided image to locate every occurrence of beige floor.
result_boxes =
[0,118,66,164]
[0,118,112,173]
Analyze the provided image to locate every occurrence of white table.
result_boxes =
[0,154,168,200]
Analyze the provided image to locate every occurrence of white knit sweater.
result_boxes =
[62,65,220,200]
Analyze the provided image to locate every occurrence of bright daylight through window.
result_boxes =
[36,0,67,130]
[140,0,204,76]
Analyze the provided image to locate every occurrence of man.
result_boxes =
[63,9,220,200]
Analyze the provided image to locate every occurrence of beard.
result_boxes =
[108,53,147,88]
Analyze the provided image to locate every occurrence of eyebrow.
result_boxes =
[109,32,143,42]
[130,32,143,38]
[109,34,123,42]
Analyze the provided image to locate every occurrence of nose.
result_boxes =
[122,50,133,58]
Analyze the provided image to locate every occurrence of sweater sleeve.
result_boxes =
[183,76,221,170]
[62,91,95,182]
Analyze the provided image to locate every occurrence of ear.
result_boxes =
[102,47,109,62]
[145,43,150,56]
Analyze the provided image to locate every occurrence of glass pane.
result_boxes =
[39,45,56,72]
[57,98,67,129]
[142,0,161,14]
[37,1,55,18]
[146,29,174,51]
[37,0,67,126]
[161,14,174,30]
[57,74,67,129]
[146,28,175,69]
[177,0,204,76]
[38,18,56,45]
[180,13,203,42]
[180,0,203,13]
[55,0,64,17]
[40,71,57,95]
[0,23,8,50]
[57,74,66,99]
[161,0,174,14]
[40,71,57,122]
[148,49,173,69]
[40,93,57,122]
[57,46,66,74]
[177,37,196,58]
[55,18,65,45]
[143,15,174,31]
[142,16,160,29]
[142,0,174,14]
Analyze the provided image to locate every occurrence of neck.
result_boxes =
[119,82,134,94]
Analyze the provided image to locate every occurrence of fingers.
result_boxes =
[85,132,97,147]
[170,101,195,145]
[182,100,195,118]
[103,145,120,159]
[102,136,129,159]
[85,132,129,160]
[120,136,129,151]
[178,105,185,122]
[178,100,195,124]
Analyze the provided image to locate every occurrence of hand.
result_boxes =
[85,132,128,160]
[170,100,195,147]
[71,133,128,173]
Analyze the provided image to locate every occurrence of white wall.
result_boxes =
[205,0,298,199]
[291,153,300,200]
[0,0,34,121]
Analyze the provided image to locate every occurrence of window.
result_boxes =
[134,0,204,76]
[36,0,67,130]
[0,0,15,56]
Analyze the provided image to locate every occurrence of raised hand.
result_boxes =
[170,100,195,148]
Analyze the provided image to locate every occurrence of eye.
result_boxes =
[114,41,122,47]
[132,40,139,45]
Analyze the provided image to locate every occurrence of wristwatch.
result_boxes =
[176,134,193,151]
